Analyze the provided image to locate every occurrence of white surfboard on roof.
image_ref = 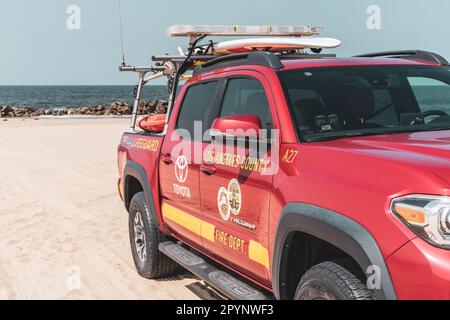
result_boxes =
[167,24,341,55]
[213,37,341,54]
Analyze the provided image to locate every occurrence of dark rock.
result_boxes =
[155,101,168,114]
[0,100,169,117]
[31,110,43,117]
[1,106,15,118]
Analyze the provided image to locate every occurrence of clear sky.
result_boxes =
[1,0,450,85]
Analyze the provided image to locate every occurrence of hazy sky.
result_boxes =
[1,0,450,85]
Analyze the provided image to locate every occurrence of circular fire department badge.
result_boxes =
[217,187,230,221]
[227,179,242,216]
[175,156,188,183]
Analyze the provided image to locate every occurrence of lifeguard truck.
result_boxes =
[117,25,450,300]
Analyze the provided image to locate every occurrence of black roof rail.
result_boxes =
[193,51,284,75]
[354,50,449,66]
[193,51,338,75]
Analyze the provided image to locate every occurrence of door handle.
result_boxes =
[162,153,173,165]
[200,164,216,176]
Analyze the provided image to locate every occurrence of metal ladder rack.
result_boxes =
[119,24,339,133]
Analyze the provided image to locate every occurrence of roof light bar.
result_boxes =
[168,25,323,37]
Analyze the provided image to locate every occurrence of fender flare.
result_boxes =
[272,203,397,300]
[122,161,161,228]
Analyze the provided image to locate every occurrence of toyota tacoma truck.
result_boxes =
[117,25,450,300]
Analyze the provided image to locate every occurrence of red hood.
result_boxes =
[325,130,450,184]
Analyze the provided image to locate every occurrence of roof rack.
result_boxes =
[195,52,283,74]
[354,50,449,66]
[192,51,336,75]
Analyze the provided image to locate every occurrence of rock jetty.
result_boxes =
[0,100,168,118]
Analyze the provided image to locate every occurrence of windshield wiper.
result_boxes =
[305,132,375,142]
[419,126,450,132]
[305,126,450,142]
[385,126,450,134]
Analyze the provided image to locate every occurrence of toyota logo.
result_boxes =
[175,156,189,183]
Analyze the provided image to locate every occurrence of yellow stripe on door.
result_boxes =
[161,203,269,270]
[162,203,203,235]
[200,221,216,243]
[249,241,270,270]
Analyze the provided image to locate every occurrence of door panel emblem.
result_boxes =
[228,179,242,216]
[217,179,242,222]
[218,187,230,221]
[175,156,189,183]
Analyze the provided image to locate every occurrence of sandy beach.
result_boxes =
[0,118,205,300]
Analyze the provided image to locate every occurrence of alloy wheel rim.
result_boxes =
[134,212,146,263]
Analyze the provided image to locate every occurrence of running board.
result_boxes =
[159,242,270,300]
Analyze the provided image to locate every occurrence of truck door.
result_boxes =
[159,80,221,247]
[199,75,278,283]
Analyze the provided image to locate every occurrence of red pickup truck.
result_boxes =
[117,48,450,300]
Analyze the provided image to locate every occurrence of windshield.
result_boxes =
[279,65,450,142]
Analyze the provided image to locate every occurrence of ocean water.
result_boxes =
[0,86,169,109]
[0,85,450,113]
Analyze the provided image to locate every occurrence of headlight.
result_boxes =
[391,195,450,249]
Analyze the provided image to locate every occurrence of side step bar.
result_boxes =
[159,241,271,300]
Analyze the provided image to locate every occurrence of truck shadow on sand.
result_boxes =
[157,270,225,300]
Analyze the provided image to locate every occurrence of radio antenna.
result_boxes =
[118,0,126,67]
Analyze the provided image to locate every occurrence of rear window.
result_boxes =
[176,81,219,140]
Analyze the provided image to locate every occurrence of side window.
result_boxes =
[220,78,273,130]
[177,81,219,139]
[408,77,450,112]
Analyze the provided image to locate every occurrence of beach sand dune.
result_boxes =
[0,118,205,300]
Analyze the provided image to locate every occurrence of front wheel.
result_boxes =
[294,260,373,300]
[128,192,178,279]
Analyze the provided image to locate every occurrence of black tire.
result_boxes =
[128,192,178,279]
[294,260,374,300]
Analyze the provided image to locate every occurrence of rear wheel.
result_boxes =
[294,260,373,300]
[128,192,178,279]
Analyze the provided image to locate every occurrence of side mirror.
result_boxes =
[211,115,262,140]
[138,114,166,133]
